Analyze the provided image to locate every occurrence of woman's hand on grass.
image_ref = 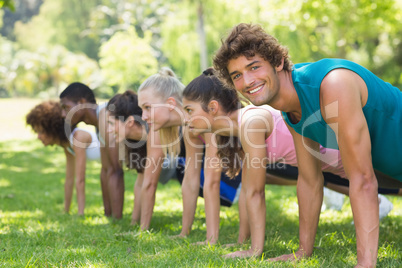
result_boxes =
[169,233,187,239]
[222,242,238,248]
[223,249,259,258]
[192,239,217,246]
[267,249,306,262]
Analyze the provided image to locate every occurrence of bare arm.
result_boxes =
[99,145,111,216]
[223,177,249,248]
[236,175,250,244]
[225,109,271,258]
[107,142,124,216]
[201,133,222,244]
[140,130,164,230]
[131,172,144,225]
[72,130,91,216]
[321,70,378,268]
[64,149,75,214]
[100,108,124,219]
[179,131,204,237]
[270,126,324,261]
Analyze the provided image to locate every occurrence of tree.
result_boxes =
[0,0,42,40]
[3,0,401,97]
[0,0,15,11]
[99,26,158,93]
[14,0,102,59]
[0,42,101,97]
[269,0,402,88]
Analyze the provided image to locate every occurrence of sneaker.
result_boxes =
[378,194,393,220]
[322,187,345,211]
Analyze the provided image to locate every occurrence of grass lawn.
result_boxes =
[0,98,401,267]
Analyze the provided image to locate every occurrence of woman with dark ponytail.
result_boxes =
[182,68,398,258]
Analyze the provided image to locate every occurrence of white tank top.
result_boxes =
[67,128,101,161]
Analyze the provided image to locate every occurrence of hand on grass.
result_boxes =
[192,240,217,246]
[222,243,238,248]
[267,249,306,262]
[169,233,187,239]
[222,237,249,248]
[223,249,259,258]
[354,263,372,268]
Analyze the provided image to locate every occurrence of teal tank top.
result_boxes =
[282,58,402,181]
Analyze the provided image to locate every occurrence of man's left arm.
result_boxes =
[321,69,379,268]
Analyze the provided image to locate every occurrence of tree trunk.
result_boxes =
[197,1,208,72]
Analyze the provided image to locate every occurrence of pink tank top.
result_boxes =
[238,105,346,178]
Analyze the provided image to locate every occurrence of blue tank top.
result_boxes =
[282,58,402,181]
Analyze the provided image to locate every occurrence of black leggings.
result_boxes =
[266,163,399,195]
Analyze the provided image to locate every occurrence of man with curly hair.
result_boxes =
[213,23,402,267]
[60,82,125,219]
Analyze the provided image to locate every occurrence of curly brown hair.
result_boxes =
[26,100,69,145]
[213,23,293,89]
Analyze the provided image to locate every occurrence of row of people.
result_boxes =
[26,75,351,241]
[26,73,399,247]
[27,69,399,262]
[25,22,402,267]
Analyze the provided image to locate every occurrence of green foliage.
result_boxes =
[0,35,14,97]
[160,0,252,84]
[1,0,402,97]
[0,9,3,28]
[99,27,158,93]
[0,0,14,11]
[86,0,171,43]
[0,42,101,98]
[161,1,200,84]
[14,0,101,59]
[256,0,402,87]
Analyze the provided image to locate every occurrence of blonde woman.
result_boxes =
[138,67,242,244]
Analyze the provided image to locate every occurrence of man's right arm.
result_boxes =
[270,125,324,261]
